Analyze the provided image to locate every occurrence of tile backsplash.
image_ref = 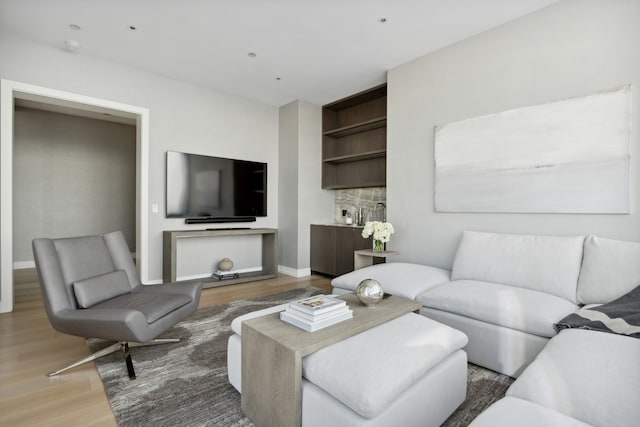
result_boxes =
[335,187,387,224]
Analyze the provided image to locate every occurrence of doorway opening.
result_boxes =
[1,79,150,313]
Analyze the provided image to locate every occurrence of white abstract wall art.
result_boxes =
[434,86,631,213]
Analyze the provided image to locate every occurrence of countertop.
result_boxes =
[314,223,365,228]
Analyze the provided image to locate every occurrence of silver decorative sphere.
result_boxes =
[356,279,384,307]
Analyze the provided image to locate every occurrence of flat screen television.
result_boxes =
[166,151,267,221]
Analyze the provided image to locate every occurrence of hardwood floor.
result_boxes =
[0,269,332,426]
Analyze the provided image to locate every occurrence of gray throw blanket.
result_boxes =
[555,285,640,338]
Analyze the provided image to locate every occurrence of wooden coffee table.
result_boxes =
[241,293,421,427]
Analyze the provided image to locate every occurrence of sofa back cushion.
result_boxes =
[451,231,584,303]
[577,235,640,305]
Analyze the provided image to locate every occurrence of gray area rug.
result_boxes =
[90,287,513,426]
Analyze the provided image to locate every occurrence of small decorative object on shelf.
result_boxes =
[356,279,384,307]
[361,221,394,252]
[281,295,353,332]
[218,257,234,271]
[212,270,239,281]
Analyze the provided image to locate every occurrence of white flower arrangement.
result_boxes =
[361,221,394,252]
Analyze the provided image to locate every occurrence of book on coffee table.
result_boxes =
[286,304,351,322]
[280,308,353,332]
[289,295,346,316]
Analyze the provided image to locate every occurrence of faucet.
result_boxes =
[375,202,386,222]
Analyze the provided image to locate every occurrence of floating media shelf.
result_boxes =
[162,228,278,288]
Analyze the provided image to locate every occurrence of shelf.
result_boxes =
[323,149,386,164]
[321,83,387,189]
[323,83,387,111]
[323,117,386,138]
[162,228,278,287]
[322,183,385,190]
[178,271,278,289]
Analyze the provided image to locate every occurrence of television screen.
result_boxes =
[166,151,267,218]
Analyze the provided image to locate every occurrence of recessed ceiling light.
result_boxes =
[378,17,388,23]
[248,52,257,58]
[69,24,81,31]
[64,39,81,51]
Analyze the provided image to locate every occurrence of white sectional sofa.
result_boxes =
[331,230,640,427]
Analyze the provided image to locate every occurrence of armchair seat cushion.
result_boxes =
[417,280,578,337]
[73,270,132,308]
[93,291,192,324]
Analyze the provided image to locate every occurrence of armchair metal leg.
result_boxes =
[129,338,180,348]
[122,342,136,379]
[48,342,122,377]
[47,338,181,378]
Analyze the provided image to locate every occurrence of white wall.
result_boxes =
[278,100,333,274]
[278,101,300,269]
[387,0,640,269]
[296,101,334,269]
[0,33,279,282]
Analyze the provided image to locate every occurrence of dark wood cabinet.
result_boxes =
[322,84,387,189]
[310,225,372,276]
[310,225,337,276]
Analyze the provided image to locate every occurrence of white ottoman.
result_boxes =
[228,309,468,427]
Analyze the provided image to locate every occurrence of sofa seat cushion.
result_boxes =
[331,262,451,300]
[469,397,593,427]
[577,235,640,305]
[451,231,584,303]
[302,313,468,419]
[507,329,640,427]
[93,291,192,324]
[417,280,578,337]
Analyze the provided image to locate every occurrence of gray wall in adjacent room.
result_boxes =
[387,0,640,269]
[13,107,136,262]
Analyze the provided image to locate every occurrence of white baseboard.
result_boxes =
[13,261,35,269]
[278,265,311,278]
[15,253,136,270]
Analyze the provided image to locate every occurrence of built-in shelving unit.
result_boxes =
[163,228,277,288]
[322,84,387,189]
[322,117,387,138]
[323,149,386,164]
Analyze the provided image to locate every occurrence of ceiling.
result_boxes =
[0,0,559,107]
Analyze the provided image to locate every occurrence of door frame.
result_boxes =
[0,79,150,313]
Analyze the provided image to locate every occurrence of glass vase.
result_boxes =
[373,239,384,253]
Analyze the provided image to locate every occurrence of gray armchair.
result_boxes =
[32,230,201,379]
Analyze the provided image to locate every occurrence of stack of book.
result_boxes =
[212,270,240,280]
[280,295,353,332]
